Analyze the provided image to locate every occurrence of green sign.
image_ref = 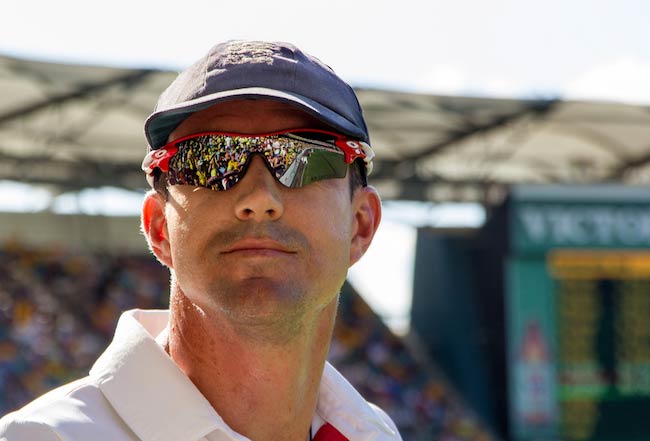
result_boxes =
[509,185,650,254]
[506,258,559,441]
[512,204,650,253]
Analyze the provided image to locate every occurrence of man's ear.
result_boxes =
[349,186,382,266]
[141,191,173,268]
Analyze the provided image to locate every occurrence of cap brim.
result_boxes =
[144,87,368,149]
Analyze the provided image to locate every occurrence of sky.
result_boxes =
[1,0,649,332]
[3,0,650,102]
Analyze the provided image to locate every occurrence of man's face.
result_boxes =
[148,100,375,333]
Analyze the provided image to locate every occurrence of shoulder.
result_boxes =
[0,418,62,441]
[0,377,127,441]
[0,379,88,440]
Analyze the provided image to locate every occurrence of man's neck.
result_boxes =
[167,288,338,441]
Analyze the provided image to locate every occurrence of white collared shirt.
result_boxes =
[0,309,401,441]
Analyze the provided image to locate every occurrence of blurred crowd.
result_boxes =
[0,241,493,441]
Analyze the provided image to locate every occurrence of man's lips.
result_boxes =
[223,238,295,255]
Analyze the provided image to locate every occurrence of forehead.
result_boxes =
[168,99,331,142]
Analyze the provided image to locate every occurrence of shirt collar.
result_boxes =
[318,363,397,439]
[89,309,396,441]
[90,310,247,441]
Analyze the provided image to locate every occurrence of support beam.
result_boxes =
[0,69,155,125]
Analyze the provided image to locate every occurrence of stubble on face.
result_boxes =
[203,221,313,327]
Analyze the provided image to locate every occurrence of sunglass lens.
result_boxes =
[278,149,348,188]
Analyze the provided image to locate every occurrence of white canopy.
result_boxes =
[2,54,650,205]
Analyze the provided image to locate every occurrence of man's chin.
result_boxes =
[218,300,308,345]
[209,280,308,323]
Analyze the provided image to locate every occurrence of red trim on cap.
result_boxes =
[313,423,349,441]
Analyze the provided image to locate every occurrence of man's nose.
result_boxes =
[233,155,285,221]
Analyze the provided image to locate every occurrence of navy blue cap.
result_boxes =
[144,40,369,149]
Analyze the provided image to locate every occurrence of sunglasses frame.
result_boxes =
[142,128,374,188]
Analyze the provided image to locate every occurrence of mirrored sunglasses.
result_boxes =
[142,129,374,191]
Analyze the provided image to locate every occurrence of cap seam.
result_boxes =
[201,54,209,100]
[290,47,298,94]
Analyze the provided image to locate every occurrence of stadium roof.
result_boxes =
[2,54,650,206]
